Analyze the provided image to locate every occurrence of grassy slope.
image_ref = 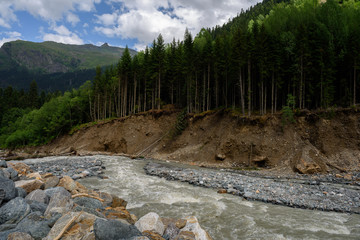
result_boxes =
[0,40,137,72]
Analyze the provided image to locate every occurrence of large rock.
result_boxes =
[0,159,7,168]
[44,187,74,217]
[44,187,70,198]
[43,211,97,240]
[0,168,8,178]
[94,218,142,240]
[0,224,17,232]
[0,197,31,224]
[28,201,47,214]
[7,232,34,240]
[111,195,127,208]
[175,231,196,240]
[163,223,180,240]
[5,167,19,181]
[102,207,134,224]
[135,212,165,236]
[0,176,16,201]
[0,188,5,205]
[43,176,59,189]
[16,211,51,240]
[15,187,27,198]
[7,162,32,176]
[293,146,328,174]
[15,179,44,194]
[25,189,49,204]
[73,196,104,210]
[178,216,212,240]
[58,176,87,194]
[98,191,113,207]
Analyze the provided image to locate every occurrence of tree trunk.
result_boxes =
[239,67,245,116]
[247,59,251,116]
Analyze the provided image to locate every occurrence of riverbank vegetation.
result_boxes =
[1,0,360,148]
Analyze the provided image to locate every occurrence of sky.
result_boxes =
[0,0,260,51]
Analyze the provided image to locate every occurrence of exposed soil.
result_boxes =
[7,108,360,175]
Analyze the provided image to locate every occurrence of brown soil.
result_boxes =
[28,109,360,174]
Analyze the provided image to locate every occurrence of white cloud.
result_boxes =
[66,12,80,26]
[95,0,261,49]
[42,24,84,45]
[0,0,100,27]
[0,31,22,47]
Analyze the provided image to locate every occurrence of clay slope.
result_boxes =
[42,109,360,174]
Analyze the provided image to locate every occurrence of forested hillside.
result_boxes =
[0,41,136,91]
[1,0,360,148]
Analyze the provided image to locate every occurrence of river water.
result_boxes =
[75,155,360,240]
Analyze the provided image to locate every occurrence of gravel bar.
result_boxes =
[144,162,360,214]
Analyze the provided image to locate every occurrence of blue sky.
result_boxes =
[0,0,260,51]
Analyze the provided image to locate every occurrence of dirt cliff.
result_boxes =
[39,109,360,174]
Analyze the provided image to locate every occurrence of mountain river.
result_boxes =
[73,155,360,240]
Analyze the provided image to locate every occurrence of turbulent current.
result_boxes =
[74,155,360,240]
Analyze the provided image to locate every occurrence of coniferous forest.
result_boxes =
[1,0,360,148]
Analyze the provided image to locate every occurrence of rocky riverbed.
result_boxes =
[0,157,212,240]
[144,162,360,214]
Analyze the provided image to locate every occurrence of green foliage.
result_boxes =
[170,109,188,139]
[282,94,296,126]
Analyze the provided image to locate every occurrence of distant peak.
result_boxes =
[101,43,109,47]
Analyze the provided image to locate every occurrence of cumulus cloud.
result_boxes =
[0,0,100,27]
[42,24,84,45]
[0,31,22,47]
[96,0,260,50]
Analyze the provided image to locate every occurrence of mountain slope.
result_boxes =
[0,41,136,91]
[0,40,136,73]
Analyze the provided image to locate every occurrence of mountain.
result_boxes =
[0,40,136,91]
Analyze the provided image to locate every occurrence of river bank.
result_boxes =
[2,155,360,239]
[0,156,213,240]
[144,162,360,214]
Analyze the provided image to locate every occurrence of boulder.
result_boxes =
[0,224,17,232]
[16,211,51,240]
[0,159,7,168]
[94,218,142,240]
[0,176,16,201]
[15,187,27,198]
[27,201,48,214]
[178,216,212,240]
[102,207,134,224]
[98,191,113,207]
[73,205,105,218]
[43,211,97,240]
[215,153,226,161]
[27,172,43,179]
[57,176,88,194]
[44,187,74,218]
[111,195,127,208]
[0,188,5,205]
[44,187,70,199]
[15,179,44,194]
[7,232,34,240]
[294,158,322,174]
[142,230,165,240]
[135,212,165,236]
[73,196,104,210]
[0,168,8,178]
[163,223,180,240]
[25,189,49,204]
[175,231,196,240]
[4,167,18,181]
[0,229,18,239]
[0,197,31,224]
[7,162,32,176]
[43,176,59,189]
